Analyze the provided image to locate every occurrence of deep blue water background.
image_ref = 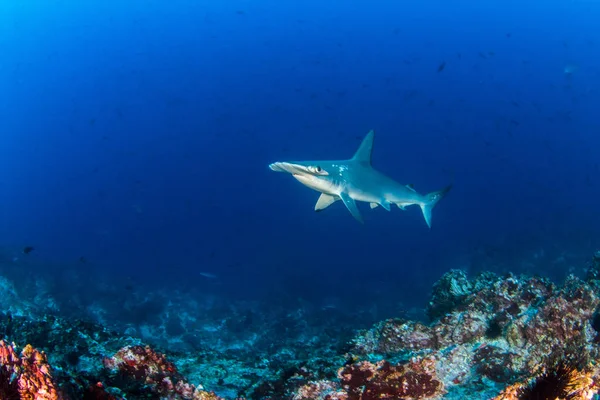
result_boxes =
[1,0,599,315]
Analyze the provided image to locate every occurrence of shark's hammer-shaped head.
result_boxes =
[269,160,340,194]
[269,130,375,192]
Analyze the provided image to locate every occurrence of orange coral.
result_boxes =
[0,340,61,400]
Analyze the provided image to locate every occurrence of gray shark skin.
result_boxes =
[269,130,451,227]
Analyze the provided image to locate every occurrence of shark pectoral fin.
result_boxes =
[315,194,338,211]
[340,192,363,223]
[370,202,379,209]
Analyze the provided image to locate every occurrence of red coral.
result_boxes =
[338,358,443,400]
[103,345,182,395]
[83,382,118,400]
[103,345,225,400]
[0,340,62,400]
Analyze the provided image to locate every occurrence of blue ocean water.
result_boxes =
[1,0,599,328]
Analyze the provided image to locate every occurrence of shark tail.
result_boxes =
[419,185,452,228]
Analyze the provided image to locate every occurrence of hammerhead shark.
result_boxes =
[269,130,451,227]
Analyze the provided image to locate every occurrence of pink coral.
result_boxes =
[337,357,444,400]
[103,345,225,400]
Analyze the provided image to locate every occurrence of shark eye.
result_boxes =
[308,165,328,175]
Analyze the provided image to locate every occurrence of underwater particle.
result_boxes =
[79,256,87,263]
[437,61,446,72]
[22,246,34,255]
[199,272,218,279]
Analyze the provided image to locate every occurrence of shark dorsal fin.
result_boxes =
[351,130,375,165]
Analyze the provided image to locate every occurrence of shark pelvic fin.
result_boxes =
[340,192,363,223]
[351,130,375,165]
[419,185,452,228]
[370,202,391,211]
[315,193,338,211]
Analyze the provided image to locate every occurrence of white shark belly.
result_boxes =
[348,189,381,204]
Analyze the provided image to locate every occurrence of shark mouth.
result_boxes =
[269,162,305,175]
[269,162,328,177]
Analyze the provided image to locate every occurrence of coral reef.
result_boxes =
[3,252,600,399]
[291,253,600,399]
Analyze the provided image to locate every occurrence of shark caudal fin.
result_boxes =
[419,185,452,228]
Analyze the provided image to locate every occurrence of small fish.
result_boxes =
[437,62,446,72]
[564,64,579,75]
[23,246,35,255]
[199,272,218,279]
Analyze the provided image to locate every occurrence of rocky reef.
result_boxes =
[292,251,600,399]
[1,251,600,399]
